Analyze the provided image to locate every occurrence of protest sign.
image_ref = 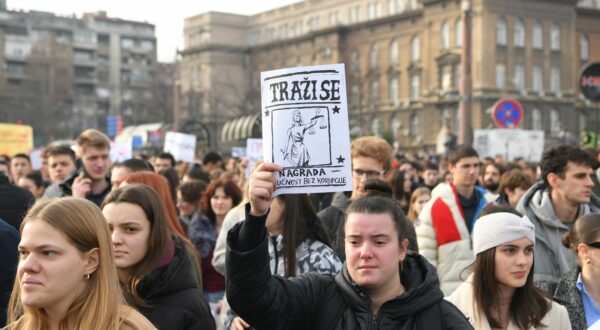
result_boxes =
[164,132,197,163]
[246,138,263,178]
[110,141,133,163]
[261,64,352,195]
[0,124,33,156]
[474,129,544,162]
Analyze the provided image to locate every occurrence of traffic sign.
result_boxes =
[493,99,524,128]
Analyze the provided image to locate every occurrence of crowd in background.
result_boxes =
[1,128,600,329]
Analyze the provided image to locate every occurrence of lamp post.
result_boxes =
[458,0,473,145]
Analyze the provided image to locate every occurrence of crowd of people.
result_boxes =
[1,128,600,329]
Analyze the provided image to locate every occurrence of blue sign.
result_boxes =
[132,135,143,149]
[493,99,524,128]
[106,116,117,137]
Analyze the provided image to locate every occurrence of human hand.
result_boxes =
[248,162,282,217]
[229,317,250,330]
[72,172,91,198]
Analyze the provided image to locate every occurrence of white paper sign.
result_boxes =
[29,148,43,170]
[163,131,197,163]
[110,141,133,163]
[261,64,353,195]
[473,129,545,162]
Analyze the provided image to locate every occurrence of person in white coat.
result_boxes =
[448,205,571,330]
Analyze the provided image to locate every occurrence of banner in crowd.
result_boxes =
[110,141,133,163]
[163,131,197,162]
[474,129,545,162]
[246,138,262,178]
[0,123,33,156]
[261,64,352,195]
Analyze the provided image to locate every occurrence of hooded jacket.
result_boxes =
[0,174,34,230]
[554,267,588,330]
[134,238,215,330]
[226,208,472,330]
[516,181,600,292]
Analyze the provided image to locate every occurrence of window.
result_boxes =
[409,114,419,139]
[351,85,360,106]
[411,36,420,62]
[514,64,524,90]
[550,24,560,51]
[454,64,461,90]
[533,65,543,92]
[389,77,399,105]
[580,35,589,61]
[121,38,134,49]
[368,3,375,19]
[388,0,396,15]
[441,21,450,50]
[351,50,360,73]
[550,109,560,136]
[532,108,542,130]
[140,40,154,51]
[390,39,399,66]
[370,80,379,104]
[397,0,406,13]
[410,73,420,100]
[392,116,401,140]
[349,6,359,23]
[496,18,507,46]
[375,2,382,18]
[455,18,463,47]
[551,67,560,94]
[514,19,525,48]
[371,117,381,135]
[495,63,506,89]
[370,43,379,69]
[329,11,340,25]
[533,22,543,50]
[442,65,452,90]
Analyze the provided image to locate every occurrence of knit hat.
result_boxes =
[472,212,535,255]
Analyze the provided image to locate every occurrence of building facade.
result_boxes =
[181,0,600,151]
[0,8,163,144]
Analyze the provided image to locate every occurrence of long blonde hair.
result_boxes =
[6,197,128,330]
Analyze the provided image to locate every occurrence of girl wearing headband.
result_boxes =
[448,206,571,329]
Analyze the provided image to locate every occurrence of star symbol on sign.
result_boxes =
[264,110,270,117]
[336,155,345,164]
[332,106,340,114]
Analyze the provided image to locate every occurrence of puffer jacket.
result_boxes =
[134,238,215,330]
[554,267,588,330]
[226,209,473,330]
[516,181,600,292]
[416,183,494,295]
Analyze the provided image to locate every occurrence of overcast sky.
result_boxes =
[12,0,301,62]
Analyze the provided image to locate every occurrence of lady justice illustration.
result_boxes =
[280,109,326,167]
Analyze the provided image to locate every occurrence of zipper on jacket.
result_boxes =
[270,236,279,275]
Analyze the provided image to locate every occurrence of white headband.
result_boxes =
[473,212,535,255]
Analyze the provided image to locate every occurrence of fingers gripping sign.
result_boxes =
[248,162,283,217]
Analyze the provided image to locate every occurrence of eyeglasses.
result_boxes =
[352,168,385,178]
[587,242,600,249]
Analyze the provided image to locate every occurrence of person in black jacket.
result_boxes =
[102,184,215,330]
[0,218,19,328]
[226,162,472,330]
[0,170,34,230]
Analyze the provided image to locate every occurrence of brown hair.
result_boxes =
[407,187,431,221]
[178,179,207,204]
[472,205,549,329]
[7,198,127,329]
[101,185,171,306]
[498,169,534,196]
[351,136,393,171]
[200,179,242,225]
[76,129,111,157]
[562,213,600,263]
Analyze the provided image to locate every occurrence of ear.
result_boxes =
[547,172,560,188]
[577,243,589,261]
[448,163,456,175]
[399,238,409,262]
[83,248,100,275]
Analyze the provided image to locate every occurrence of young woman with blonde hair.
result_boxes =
[5,197,154,330]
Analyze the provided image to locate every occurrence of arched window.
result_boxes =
[369,43,379,69]
[389,76,399,105]
[370,80,379,104]
[533,22,543,49]
[532,108,542,130]
[580,34,589,61]
[550,24,560,51]
[455,18,463,47]
[514,64,524,90]
[496,18,507,46]
[390,39,399,66]
[551,67,560,94]
[392,115,401,140]
[533,65,543,92]
[514,19,525,47]
[351,50,360,73]
[371,116,381,136]
[410,73,420,100]
[411,35,420,62]
[441,21,450,49]
[550,109,560,136]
